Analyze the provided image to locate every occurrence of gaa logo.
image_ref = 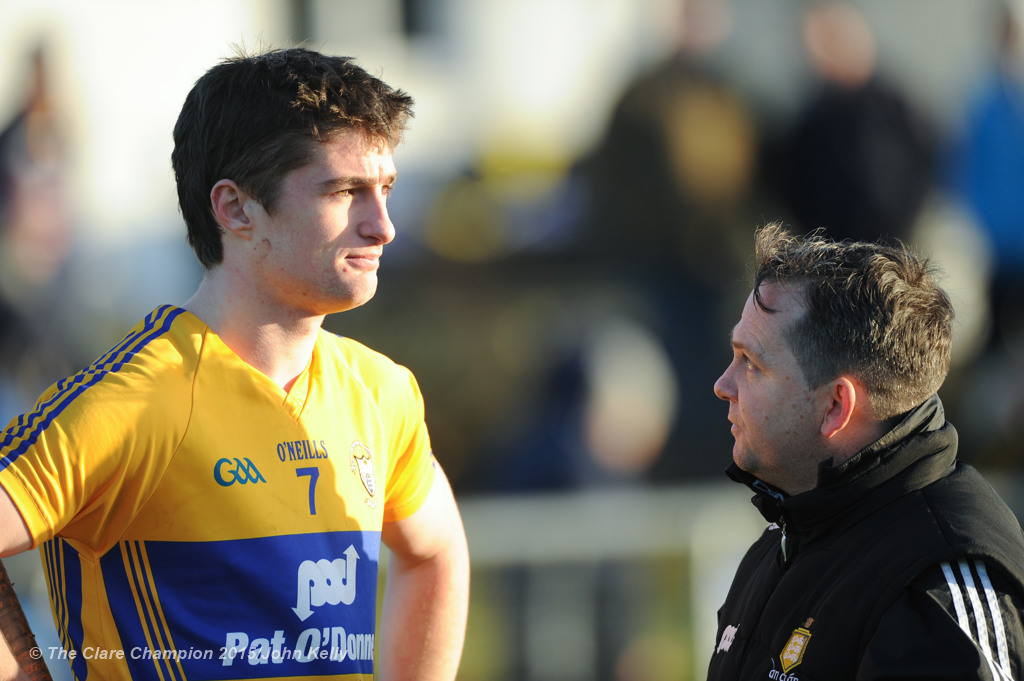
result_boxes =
[214,457,267,486]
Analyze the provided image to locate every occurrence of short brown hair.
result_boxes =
[752,222,953,420]
[171,47,414,268]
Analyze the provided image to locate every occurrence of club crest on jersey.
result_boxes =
[780,618,813,673]
[350,441,378,508]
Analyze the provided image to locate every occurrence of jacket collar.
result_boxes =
[728,394,957,530]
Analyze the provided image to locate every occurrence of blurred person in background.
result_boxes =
[949,1,1024,355]
[708,223,1024,679]
[762,1,936,244]
[0,46,468,681]
[0,44,74,421]
[940,0,1024,476]
[552,0,760,482]
[571,0,758,282]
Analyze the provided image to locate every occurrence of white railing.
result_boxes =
[456,481,765,681]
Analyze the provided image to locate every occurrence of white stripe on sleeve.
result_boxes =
[960,559,994,663]
[943,561,970,628]
[941,560,1014,681]
[976,560,1012,679]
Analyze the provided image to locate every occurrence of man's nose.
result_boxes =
[713,366,735,402]
[361,194,396,244]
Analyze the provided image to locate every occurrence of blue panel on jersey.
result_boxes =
[99,531,381,681]
[44,539,88,681]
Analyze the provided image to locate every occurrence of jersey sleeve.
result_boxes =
[0,381,68,543]
[0,311,192,552]
[381,364,436,524]
[857,559,1024,680]
[0,370,181,552]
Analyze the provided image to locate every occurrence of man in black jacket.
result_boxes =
[707,222,1024,679]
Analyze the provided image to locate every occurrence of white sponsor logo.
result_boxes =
[293,546,359,621]
[717,624,739,653]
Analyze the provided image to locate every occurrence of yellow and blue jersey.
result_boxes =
[0,305,436,680]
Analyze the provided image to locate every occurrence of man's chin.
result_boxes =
[732,446,756,474]
[328,285,377,315]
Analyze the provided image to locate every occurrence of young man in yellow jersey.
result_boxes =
[0,47,469,681]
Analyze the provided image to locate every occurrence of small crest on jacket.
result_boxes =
[780,618,813,672]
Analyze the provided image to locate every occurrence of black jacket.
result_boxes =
[707,395,1024,680]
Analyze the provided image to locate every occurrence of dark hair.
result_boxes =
[752,222,953,420]
[171,47,415,268]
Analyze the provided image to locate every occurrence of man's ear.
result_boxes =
[821,376,858,438]
[210,179,253,240]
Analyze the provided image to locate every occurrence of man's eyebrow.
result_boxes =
[730,333,764,360]
[320,173,398,190]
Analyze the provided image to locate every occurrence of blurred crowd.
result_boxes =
[2,0,1024,502]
